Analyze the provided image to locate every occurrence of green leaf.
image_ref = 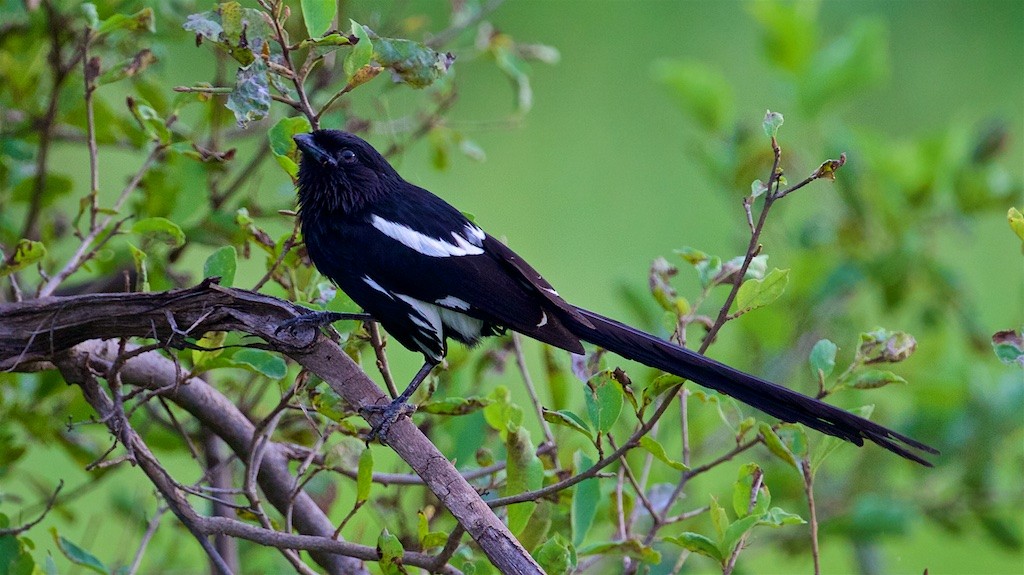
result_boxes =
[482,386,522,435]
[504,424,543,535]
[663,532,723,563]
[856,328,917,364]
[356,447,373,503]
[0,239,46,277]
[747,0,817,73]
[800,19,889,113]
[132,217,185,248]
[50,528,109,574]
[848,369,906,389]
[809,339,838,379]
[651,59,735,132]
[182,10,222,41]
[750,178,768,198]
[418,396,491,415]
[732,463,769,517]
[227,60,271,127]
[126,243,149,292]
[126,97,170,143]
[674,247,723,288]
[300,0,336,38]
[638,436,688,471]
[762,109,784,138]
[992,329,1024,367]
[371,36,455,89]
[571,452,599,547]
[533,533,574,575]
[230,349,287,379]
[759,423,798,469]
[191,331,227,367]
[344,21,373,83]
[268,117,313,179]
[577,539,661,564]
[709,495,728,540]
[417,510,448,550]
[733,268,789,315]
[203,246,237,286]
[584,370,624,433]
[643,374,685,404]
[95,7,155,38]
[721,514,760,557]
[492,44,532,114]
[542,408,592,440]
[12,173,72,207]
[82,3,99,27]
[1008,207,1024,251]
[376,528,404,575]
[760,507,806,527]
[98,50,157,85]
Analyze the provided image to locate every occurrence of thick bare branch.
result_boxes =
[0,281,542,574]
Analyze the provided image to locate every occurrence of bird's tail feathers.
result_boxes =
[568,307,937,466]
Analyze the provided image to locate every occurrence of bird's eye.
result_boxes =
[340,149,357,163]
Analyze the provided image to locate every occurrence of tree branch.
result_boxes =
[0,280,542,574]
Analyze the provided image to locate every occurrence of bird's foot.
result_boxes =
[275,311,371,337]
[361,400,417,443]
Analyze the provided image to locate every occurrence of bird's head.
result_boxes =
[294,130,400,215]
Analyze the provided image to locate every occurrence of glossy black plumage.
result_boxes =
[293,129,937,465]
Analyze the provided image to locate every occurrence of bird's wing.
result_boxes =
[322,186,586,353]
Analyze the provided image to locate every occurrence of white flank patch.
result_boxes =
[371,215,484,257]
[436,295,471,310]
[537,311,548,328]
[395,294,443,338]
[437,307,484,341]
[396,294,483,343]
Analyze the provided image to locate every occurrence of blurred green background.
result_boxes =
[2,0,1022,573]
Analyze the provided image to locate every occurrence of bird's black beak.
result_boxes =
[294,133,336,168]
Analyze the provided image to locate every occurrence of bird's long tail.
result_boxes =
[568,307,937,466]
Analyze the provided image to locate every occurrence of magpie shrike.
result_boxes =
[290,129,936,465]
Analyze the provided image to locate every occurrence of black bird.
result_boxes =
[291,129,936,465]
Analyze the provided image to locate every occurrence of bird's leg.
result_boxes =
[275,310,373,336]
[363,359,438,442]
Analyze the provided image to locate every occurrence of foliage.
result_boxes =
[0,1,1020,574]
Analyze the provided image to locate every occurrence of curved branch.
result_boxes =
[0,281,542,575]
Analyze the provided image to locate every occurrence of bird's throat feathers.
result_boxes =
[297,159,397,216]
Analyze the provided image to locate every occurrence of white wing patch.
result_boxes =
[436,295,471,310]
[370,215,484,258]
[537,311,548,328]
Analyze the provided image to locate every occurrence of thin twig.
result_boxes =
[0,480,64,536]
[252,219,300,292]
[367,321,399,398]
[38,144,165,297]
[511,332,557,454]
[82,28,100,230]
[801,459,821,575]
[125,505,168,575]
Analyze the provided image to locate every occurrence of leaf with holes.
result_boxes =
[0,239,46,277]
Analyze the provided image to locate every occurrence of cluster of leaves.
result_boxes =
[644,0,1023,571]
[0,0,562,573]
